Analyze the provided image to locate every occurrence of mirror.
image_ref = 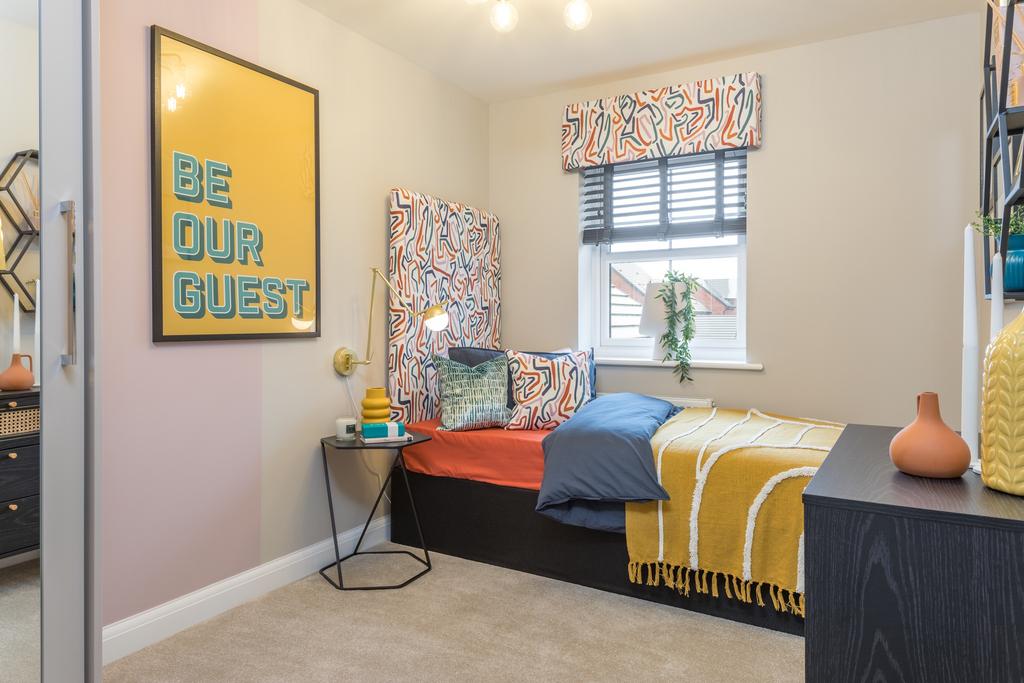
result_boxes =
[0,0,40,681]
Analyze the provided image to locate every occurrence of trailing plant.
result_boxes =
[974,206,1024,237]
[657,270,698,383]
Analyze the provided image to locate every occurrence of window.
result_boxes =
[581,150,747,362]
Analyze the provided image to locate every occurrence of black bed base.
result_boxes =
[390,468,804,636]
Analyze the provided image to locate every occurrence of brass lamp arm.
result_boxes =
[333,267,446,377]
[361,267,412,366]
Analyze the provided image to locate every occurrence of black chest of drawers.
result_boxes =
[803,424,1024,682]
[0,388,40,559]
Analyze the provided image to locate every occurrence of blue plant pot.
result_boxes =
[1005,234,1024,293]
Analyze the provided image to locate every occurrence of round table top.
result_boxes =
[321,429,431,450]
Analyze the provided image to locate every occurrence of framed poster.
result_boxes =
[150,26,319,342]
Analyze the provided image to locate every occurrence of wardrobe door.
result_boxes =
[39,0,95,679]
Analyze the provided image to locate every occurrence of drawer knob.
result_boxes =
[7,504,17,511]
[7,401,16,409]
[6,452,15,460]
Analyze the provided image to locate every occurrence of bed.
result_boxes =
[383,187,838,634]
[392,400,842,635]
[402,419,546,491]
[392,468,805,635]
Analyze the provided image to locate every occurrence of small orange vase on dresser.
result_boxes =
[0,353,33,391]
[889,392,970,478]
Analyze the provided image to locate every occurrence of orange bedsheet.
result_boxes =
[403,419,548,491]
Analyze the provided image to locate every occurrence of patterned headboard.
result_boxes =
[387,188,501,423]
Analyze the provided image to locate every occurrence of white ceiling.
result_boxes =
[300,0,979,102]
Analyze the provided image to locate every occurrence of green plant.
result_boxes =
[974,207,1024,237]
[657,270,698,383]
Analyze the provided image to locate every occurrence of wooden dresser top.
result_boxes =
[803,424,1024,531]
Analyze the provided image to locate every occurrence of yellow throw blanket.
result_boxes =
[626,408,844,617]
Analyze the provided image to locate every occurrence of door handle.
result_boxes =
[59,200,76,366]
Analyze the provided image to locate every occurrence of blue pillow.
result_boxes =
[448,346,597,408]
[536,393,680,532]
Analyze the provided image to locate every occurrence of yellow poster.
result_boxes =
[151,27,319,341]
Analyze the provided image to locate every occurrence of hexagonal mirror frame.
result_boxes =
[0,150,40,312]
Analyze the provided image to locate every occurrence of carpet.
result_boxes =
[104,544,803,682]
[0,558,40,683]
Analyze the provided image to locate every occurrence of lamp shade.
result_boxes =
[423,305,449,332]
[639,285,668,337]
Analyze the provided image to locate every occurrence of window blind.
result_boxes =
[580,149,747,245]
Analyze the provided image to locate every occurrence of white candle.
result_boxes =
[335,417,357,441]
[992,252,1005,342]
[12,293,20,354]
[962,227,980,470]
[33,280,39,386]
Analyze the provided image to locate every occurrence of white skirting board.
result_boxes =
[102,515,391,665]
[0,548,39,571]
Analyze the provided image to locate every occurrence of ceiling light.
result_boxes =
[563,0,592,31]
[490,0,518,33]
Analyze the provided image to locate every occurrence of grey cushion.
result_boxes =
[433,354,511,431]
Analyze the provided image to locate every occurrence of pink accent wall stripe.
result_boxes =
[99,0,262,625]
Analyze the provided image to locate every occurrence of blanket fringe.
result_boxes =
[626,562,805,617]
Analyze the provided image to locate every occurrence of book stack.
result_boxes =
[361,421,412,444]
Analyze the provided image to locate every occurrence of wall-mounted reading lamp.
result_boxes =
[333,267,449,376]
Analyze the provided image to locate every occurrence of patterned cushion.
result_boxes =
[505,350,592,430]
[433,354,511,431]
[448,346,598,408]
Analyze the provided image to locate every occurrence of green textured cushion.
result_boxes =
[434,354,511,431]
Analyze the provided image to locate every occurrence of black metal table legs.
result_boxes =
[318,444,431,590]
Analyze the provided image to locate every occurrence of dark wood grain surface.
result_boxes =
[0,494,39,558]
[0,397,40,558]
[0,443,39,502]
[804,424,1024,530]
[805,424,1024,682]
[806,502,1024,682]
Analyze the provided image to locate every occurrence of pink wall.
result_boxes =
[99,0,262,625]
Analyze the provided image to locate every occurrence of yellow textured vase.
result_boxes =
[982,311,1024,495]
[361,387,391,424]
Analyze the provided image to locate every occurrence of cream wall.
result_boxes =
[255,0,490,564]
[0,16,36,167]
[0,16,38,366]
[99,0,489,624]
[490,14,981,428]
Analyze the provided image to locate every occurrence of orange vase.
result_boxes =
[0,353,33,391]
[889,392,970,478]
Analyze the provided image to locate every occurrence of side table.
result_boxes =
[318,430,432,590]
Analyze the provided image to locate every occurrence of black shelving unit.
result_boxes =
[0,150,39,312]
[982,1,1024,299]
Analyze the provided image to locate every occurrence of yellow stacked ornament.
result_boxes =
[982,311,1024,495]
[361,387,391,424]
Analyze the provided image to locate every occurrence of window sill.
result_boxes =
[595,357,764,371]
